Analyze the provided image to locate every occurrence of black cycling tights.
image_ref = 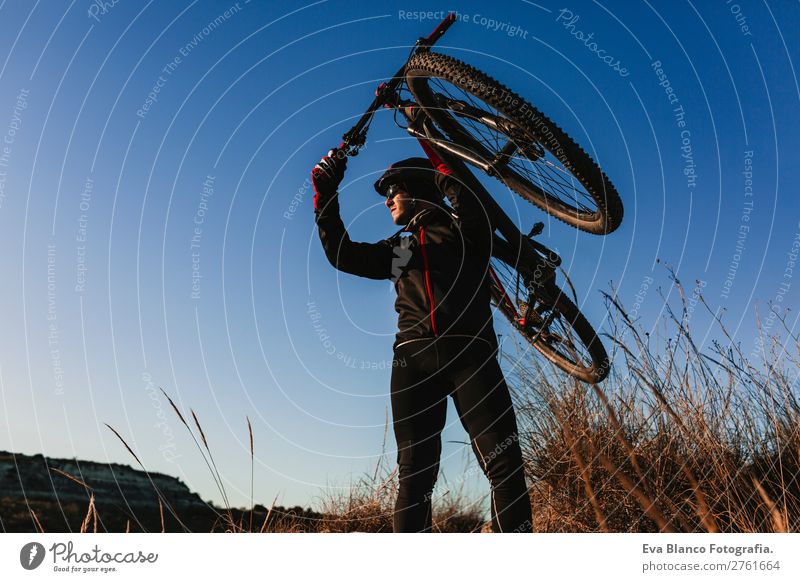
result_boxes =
[390,335,533,533]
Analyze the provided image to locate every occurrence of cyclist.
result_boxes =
[311,143,533,533]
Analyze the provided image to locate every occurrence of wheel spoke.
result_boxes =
[490,140,519,170]
[489,256,593,370]
[427,78,599,215]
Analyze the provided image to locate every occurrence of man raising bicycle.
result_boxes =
[311,143,533,533]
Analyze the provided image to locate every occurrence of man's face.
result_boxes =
[385,186,414,225]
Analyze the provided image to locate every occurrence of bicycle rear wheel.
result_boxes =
[405,51,623,235]
[488,238,610,382]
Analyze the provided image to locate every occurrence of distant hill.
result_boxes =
[0,451,322,532]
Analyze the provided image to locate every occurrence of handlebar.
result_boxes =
[340,12,457,154]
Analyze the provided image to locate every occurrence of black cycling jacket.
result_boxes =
[314,173,498,351]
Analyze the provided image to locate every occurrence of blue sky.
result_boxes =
[0,0,798,516]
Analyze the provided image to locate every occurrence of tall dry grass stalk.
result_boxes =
[29,508,44,533]
[505,276,799,532]
[104,422,192,532]
[80,494,97,533]
[247,415,254,533]
[159,389,234,522]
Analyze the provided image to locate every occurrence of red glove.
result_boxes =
[312,148,348,210]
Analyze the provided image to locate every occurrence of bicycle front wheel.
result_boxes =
[488,238,610,383]
[405,51,623,235]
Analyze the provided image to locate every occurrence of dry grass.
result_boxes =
[309,438,485,533]
[505,276,799,532]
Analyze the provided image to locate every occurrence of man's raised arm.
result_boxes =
[312,149,394,280]
[418,140,494,257]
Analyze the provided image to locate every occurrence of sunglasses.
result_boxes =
[386,183,407,201]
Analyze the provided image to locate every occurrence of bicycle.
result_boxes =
[336,13,623,383]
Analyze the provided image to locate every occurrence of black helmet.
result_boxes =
[374,157,441,200]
